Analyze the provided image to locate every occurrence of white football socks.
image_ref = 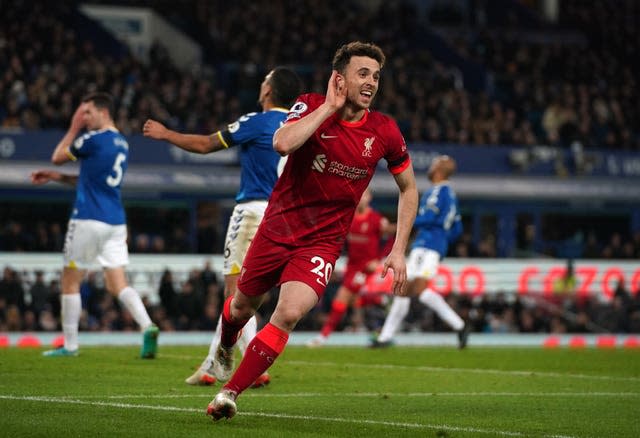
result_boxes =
[418,289,464,331]
[61,293,81,351]
[117,286,152,331]
[377,296,411,343]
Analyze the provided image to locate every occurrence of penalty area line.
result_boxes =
[0,394,578,438]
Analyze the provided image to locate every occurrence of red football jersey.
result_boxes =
[260,93,410,250]
[346,207,385,270]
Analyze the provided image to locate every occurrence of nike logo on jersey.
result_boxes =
[321,132,338,139]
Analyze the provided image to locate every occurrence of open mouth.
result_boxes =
[360,90,374,102]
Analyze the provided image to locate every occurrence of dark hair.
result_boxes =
[82,92,114,118]
[332,42,386,73]
[268,67,302,108]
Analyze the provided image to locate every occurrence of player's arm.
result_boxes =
[51,104,86,165]
[31,170,78,187]
[273,71,346,156]
[142,119,227,154]
[382,165,418,296]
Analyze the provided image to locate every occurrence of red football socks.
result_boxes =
[223,323,289,395]
[220,295,250,348]
[320,300,348,337]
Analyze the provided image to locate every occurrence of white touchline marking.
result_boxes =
[285,360,640,382]
[0,394,579,438]
[48,392,639,400]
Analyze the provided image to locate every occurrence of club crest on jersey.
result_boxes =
[363,136,375,157]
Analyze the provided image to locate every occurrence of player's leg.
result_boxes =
[43,267,85,356]
[103,266,159,358]
[44,219,92,357]
[308,283,356,346]
[231,204,266,358]
[209,281,318,420]
[372,249,425,346]
[415,250,467,348]
[418,289,464,331]
[208,246,335,420]
[213,290,265,382]
[101,224,158,358]
[186,273,236,385]
[189,203,266,384]
[374,295,411,346]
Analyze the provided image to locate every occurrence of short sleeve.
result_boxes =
[284,93,315,124]
[68,132,94,160]
[383,119,411,175]
[219,112,261,147]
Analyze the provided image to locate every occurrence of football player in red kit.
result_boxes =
[207,41,418,421]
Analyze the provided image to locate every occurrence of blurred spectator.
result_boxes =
[0,267,25,311]
[28,270,50,317]
[175,279,202,330]
[158,269,178,319]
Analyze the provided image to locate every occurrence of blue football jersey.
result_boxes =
[67,128,128,225]
[220,108,288,202]
[411,182,462,259]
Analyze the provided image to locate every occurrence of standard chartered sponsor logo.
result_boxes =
[312,154,327,172]
[312,154,368,180]
[327,161,368,180]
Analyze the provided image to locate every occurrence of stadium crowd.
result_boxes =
[1,0,639,149]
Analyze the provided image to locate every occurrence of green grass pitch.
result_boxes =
[1,345,638,437]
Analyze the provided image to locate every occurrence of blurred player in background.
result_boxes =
[206,41,418,421]
[143,67,302,387]
[307,188,396,346]
[31,92,159,358]
[371,155,469,348]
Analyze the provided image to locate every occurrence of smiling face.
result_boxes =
[342,56,380,111]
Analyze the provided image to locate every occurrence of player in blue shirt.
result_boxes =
[31,92,159,358]
[143,67,302,386]
[372,155,469,348]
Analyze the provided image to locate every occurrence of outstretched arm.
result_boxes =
[273,70,346,156]
[143,119,226,154]
[51,104,86,165]
[31,170,78,187]
[381,165,418,296]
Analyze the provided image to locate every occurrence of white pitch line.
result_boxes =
[285,360,640,382]
[48,392,639,400]
[157,354,640,383]
[0,394,578,438]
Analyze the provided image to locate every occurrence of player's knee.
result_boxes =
[271,307,304,330]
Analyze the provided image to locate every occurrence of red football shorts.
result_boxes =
[342,266,368,294]
[237,230,341,298]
